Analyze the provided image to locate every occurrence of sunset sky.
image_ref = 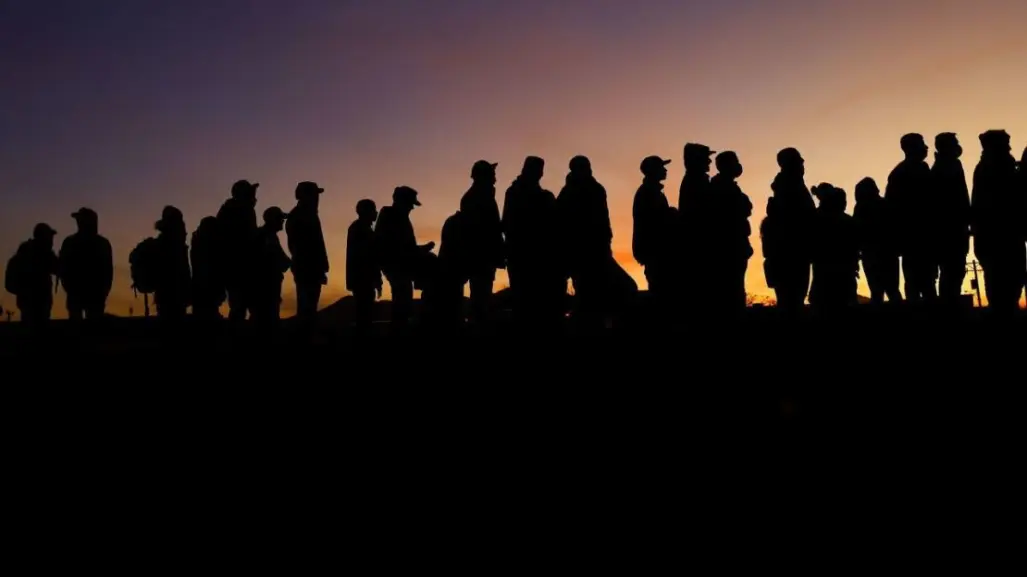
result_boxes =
[2,0,1025,317]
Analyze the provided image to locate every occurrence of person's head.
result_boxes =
[520,156,545,183]
[232,180,259,205]
[32,223,57,249]
[71,207,98,235]
[471,160,498,186]
[715,151,743,179]
[263,206,288,232]
[356,199,378,222]
[812,183,846,213]
[195,216,218,239]
[776,148,805,176]
[295,181,324,207]
[568,155,592,178]
[934,133,962,159]
[640,155,671,182]
[854,177,880,204]
[392,186,421,211]
[683,143,715,173]
[979,129,1012,156]
[155,205,185,236]
[900,133,929,162]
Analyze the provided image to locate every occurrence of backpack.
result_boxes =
[129,237,161,294]
[5,251,25,296]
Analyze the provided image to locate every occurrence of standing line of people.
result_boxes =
[5,131,1026,329]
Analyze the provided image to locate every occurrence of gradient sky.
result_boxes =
[2,0,1025,317]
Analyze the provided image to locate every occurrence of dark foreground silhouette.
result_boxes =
[3,303,1024,568]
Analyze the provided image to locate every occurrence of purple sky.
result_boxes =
[2,0,1025,315]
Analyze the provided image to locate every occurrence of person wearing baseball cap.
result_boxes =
[59,207,114,320]
[971,129,1024,312]
[9,223,60,325]
[253,206,292,326]
[633,155,679,320]
[930,132,971,303]
[295,181,324,199]
[286,181,329,329]
[460,159,504,325]
[375,185,435,330]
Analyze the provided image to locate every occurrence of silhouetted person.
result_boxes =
[709,151,753,316]
[809,184,859,311]
[190,216,226,320]
[502,156,562,327]
[216,180,259,321]
[853,177,901,303]
[930,133,971,303]
[760,148,816,312]
[678,143,716,306]
[632,155,679,318]
[58,208,113,321]
[458,160,505,325]
[376,186,435,330]
[435,207,470,329]
[286,181,330,329]
[153,206,191,320]
[886,134,936,301]
[1020,147,1027,298]
[557,155,637,329]
[971,130,1025,312]
[253,207,291,326]
[7,223,59,326]
[347,199,382,336]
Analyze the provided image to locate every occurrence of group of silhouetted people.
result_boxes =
[5,129,1027,332]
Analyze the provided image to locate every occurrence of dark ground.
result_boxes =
[1,304,1024,568]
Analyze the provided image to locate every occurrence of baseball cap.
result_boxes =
[296,181,325,197]
[33,223,57,238]
[71,207,98,221]
[263,206,289,222]
[393,185,421,206]
[684,143,716,158]
[471,160,499,179]
[640,155,671,174]
[232,180,259,196]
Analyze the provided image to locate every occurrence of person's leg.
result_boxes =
[226,282,247,321]
[84,298,105,320]
[468,271,494,325]
[66,294,84,321]
[354,288,374,335]
[939,254,966,301]
[389,275,413,329]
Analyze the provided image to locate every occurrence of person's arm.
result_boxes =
[599,185,613,243]
[56,240,69,282]
[316,218,330,275]
[102,238,114,296]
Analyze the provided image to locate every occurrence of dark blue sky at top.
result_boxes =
[0,0,731,220]
[4,0,1022,313]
